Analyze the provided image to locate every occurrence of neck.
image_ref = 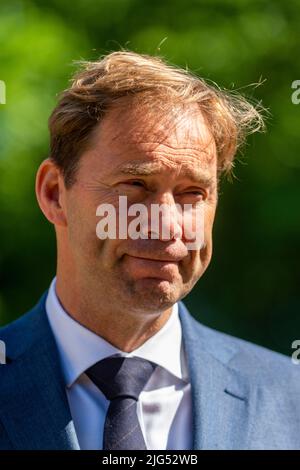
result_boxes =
[55,275,174,352]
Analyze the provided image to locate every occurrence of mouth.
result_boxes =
[128,254,180,263]
[122,254,180,281]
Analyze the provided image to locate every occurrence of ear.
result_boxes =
[35,158,67,227]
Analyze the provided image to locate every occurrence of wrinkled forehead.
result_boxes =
[96,98,216,162]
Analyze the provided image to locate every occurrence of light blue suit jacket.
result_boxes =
[0,291,299,450]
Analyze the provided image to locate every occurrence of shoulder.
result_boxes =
[179,301,300,387]
[0,291,49,361]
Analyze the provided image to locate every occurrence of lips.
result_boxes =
[121,239,189,263]
[122,254,180,281]
[126,253,183,263]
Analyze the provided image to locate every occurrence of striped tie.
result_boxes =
[86,356,157,450]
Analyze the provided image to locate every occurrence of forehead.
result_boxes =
[88,101,217,176]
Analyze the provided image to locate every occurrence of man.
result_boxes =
[0,51,299,450]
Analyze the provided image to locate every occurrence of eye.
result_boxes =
[185,190,204,196]
[179,189,206,200]
[121,180,145,188]
[130,180,145,187]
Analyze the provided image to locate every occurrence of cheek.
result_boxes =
[203,204,216,240]
[66,197,99,255]
[181,244,211,287]
[186,209,215,276]
[63,189,123,270]
[201,209,214,261]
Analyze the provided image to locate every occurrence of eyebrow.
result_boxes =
[114,161,215,186]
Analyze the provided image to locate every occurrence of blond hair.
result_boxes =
[49,51,265,187]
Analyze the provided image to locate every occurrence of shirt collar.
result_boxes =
[46,277,189,387]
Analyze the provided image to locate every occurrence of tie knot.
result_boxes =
[86,356,157,401]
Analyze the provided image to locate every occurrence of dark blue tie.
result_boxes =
[86,356,157,450]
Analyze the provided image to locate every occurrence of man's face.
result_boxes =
[61,103,218,315]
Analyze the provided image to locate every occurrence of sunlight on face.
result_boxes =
[62,103,218,315]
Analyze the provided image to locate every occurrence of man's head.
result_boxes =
[36,51,264,319]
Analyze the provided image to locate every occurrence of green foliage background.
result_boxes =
[1,0,299,355]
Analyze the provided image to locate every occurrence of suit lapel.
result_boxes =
[178,301,257,450]
[0,294,79,450]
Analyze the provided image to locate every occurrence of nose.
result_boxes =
[140,191,183,242]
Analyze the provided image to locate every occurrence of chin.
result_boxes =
[125,278,180,313]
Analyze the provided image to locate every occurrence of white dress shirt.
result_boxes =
[45,277,193,450]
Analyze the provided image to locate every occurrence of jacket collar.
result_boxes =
[178,301,256,450]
